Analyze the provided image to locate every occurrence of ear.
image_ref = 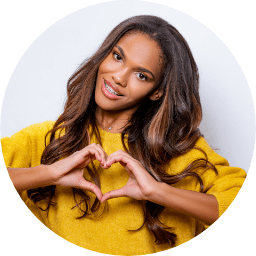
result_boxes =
[149,89,163,101]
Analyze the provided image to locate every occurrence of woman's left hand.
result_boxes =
[100,150,159,203]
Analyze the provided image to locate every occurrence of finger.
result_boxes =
[101,188,127,203]
[96,144,108,162]
[109,150,133,159]
[102,150,133,168]
[90,143,106,164]
[82,143,107,164]
[78,179,103,201]
[105,154,151,182]
[60,148,100,171]
[104,154,132,169]
[83,147,103,163]
[75,156,95,168]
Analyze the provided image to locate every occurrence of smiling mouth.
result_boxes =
[104,81,123,96]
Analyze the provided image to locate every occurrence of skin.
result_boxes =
[95,32,163,131]
[93,33,216,224]
[7,32,219,225]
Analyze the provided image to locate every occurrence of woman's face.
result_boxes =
[95,32,163,115]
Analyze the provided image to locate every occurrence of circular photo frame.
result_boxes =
[1,1,255,256]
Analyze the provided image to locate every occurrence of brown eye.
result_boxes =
[113,52,122,61]
[136,72,147,81]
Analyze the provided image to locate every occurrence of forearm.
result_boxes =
[149,182,219,225]
[7,165,54,192]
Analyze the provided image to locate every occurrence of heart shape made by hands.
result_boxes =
[77,149,156,203]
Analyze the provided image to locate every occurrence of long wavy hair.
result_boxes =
[27,15,217,246]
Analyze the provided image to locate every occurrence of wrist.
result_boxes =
[145,180,163,202]
[41,164,57,186]
[8,165,56,192]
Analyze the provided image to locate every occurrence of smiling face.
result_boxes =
[95,32,163,116]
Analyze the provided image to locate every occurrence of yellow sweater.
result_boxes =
[1,121,246,255]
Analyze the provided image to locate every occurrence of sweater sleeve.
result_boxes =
[203,159,246,218]
[1,120,55,169]
[167,137,247,231]
[1,121,55,221]
[1,128,32,169]
[196,138,247,218]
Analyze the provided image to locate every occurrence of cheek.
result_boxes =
[128,79,155,100]
[98,56,116,74]
[96,60,109,85]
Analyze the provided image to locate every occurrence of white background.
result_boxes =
[0,0,255,172]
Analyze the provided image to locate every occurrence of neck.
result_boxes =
[95,108,132,133]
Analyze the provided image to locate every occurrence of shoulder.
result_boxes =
[167,137,230,175]
[1,120,56,168]
[185,136,230,166]
[193,137,229,166]
[1,120,56,145]
[18,120,55,135]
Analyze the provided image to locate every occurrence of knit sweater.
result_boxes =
[1,121,247,255]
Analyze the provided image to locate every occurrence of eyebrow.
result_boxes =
[115,45,155,79]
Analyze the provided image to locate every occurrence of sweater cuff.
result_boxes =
[210,189,239,217]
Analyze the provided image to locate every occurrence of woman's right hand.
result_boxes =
[47,143,107,200]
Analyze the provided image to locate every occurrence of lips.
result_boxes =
[105,79,123,96]
[101,79,123,99]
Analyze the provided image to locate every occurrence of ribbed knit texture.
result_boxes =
[1,121,246,255]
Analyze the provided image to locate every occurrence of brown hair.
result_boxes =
[27,15,217,246]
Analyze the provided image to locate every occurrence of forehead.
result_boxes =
[116,32,163,75]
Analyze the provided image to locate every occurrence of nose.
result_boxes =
[112,68,128,87]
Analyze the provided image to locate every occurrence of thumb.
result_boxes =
[77,179,103,201]
[101,187,127,203]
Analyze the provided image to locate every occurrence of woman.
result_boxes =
[1,15,246,255]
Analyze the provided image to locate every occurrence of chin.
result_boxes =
[95,94,116,111]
